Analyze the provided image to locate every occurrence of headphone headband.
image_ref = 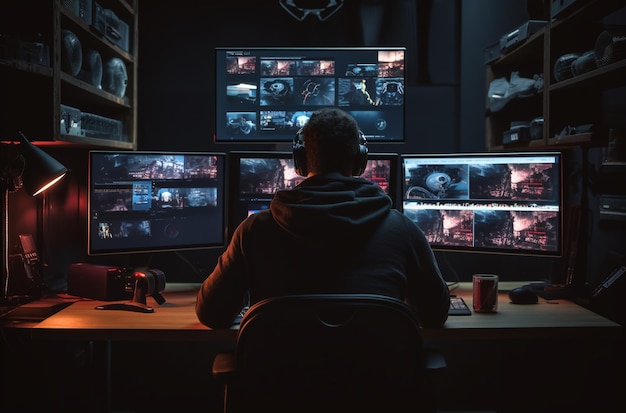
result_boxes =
[292,128,368,176]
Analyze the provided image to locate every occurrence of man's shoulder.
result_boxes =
[385,208,410,221]
[244,209,274,223]
[232,209,280,243]
[382,209,422,231]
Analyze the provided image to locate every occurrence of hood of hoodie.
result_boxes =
[270,172,391,242]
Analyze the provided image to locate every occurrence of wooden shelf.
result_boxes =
[485,1,625,151]
[1,0,137,148]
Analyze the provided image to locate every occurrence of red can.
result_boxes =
[472,274,498,313]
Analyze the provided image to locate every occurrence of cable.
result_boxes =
[440,251,461,288]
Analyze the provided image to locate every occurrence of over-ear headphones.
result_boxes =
[132,268,167,305]
[293,128,368,176]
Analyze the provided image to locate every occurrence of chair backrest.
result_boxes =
[227,294,430,412]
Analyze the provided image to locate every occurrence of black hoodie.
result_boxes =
[196,173,450,328]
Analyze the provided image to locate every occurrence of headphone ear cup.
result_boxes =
[147,269,166,294]
[295,129,368,176]
[144,271,156,296]
[293,128,307,176]
[352,131,369,176]
[147,269,166,305]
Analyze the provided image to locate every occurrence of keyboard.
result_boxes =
[448,296,471,316]
[232,298,472,324]
[233,306,250,324]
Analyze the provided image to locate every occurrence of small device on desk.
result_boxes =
[67,263,135,301]
[3,234,44,305]
[448,296,471,316]
[17,234,42,285]
[521,282,572,300]
[509,287,539,304]
[95,268,167,313]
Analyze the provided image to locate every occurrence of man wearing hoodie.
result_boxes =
[196,107,450,329]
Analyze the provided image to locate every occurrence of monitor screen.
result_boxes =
[229,151,303,235]
[215,47,406,143]
[88,151,227,255]
[228,151,398,239]
[401,152,562,257]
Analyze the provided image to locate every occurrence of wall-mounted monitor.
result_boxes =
[401,152,562,257]
[228,151,399,239]
[88,151,227,255]
[215,47,406,143]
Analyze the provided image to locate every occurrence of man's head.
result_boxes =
[293,107,368,177]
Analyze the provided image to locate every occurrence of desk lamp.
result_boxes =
[1,132,68,306]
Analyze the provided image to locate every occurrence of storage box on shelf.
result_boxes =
[485,21,545,150]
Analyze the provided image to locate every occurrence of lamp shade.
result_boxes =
[18,132,68,196]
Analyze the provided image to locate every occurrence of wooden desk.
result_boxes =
[8,282,625,413]
[32,283,236,343]
[30,282,621,342]
[429,281,622,340]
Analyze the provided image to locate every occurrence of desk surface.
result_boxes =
[27,282,621,342]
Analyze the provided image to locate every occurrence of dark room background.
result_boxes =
[7,0,624,298]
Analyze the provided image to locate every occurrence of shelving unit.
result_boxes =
[485,0,625,151]
[1,0,137,149]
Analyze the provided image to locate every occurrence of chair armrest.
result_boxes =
[212,352,236,382]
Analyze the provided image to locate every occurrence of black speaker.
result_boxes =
[67,263,134,301]
[293,128,368,177]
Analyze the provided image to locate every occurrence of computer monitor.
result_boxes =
[88,150,227,255]
[228,151,399,239]
[401,152,562,257]
[215,47,406,143]
[361,153,398,202]
[228,151,301,237]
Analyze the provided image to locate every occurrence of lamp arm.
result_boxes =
[2,184,8,301]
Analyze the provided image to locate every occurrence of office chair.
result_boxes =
[212,294,446,413]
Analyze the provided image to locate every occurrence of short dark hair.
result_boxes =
[301,108,360,175]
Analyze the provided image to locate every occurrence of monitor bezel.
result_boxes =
[214,46,407,143]
[400,151,564,258]
[87,150,228,256]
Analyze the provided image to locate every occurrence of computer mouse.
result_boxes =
[509,287,538,304]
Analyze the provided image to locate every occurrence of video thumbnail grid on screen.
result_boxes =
[237,156,392,198]
[231,155,394,233]
[89,152,224,253]
[216,48,406,142]
[402,155,561,254]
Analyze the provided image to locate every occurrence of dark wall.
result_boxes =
[137,0,461,154]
